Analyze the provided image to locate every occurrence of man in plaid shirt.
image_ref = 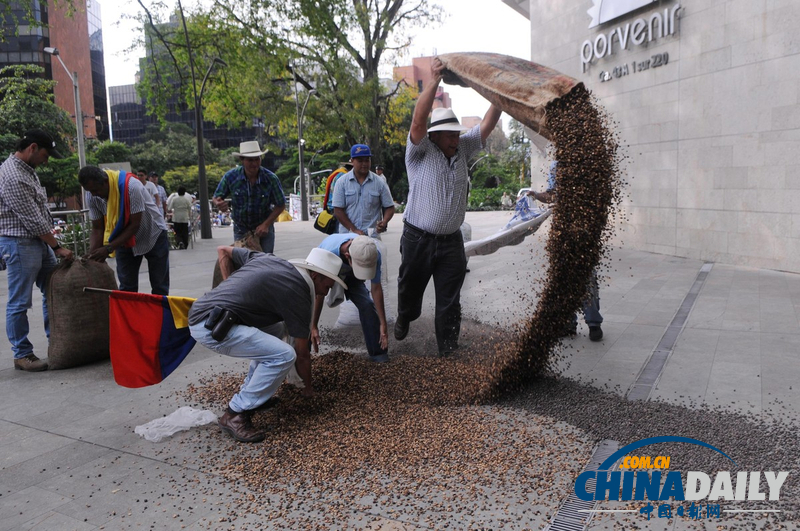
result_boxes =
[0,130,74,371]
[394,58,501,357]
[213,141,285,253]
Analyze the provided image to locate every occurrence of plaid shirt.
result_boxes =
[0,154,53,238]
[214,166,285,232]
[404,125,483,235]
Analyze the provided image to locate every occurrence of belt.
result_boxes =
[403,221,460,241]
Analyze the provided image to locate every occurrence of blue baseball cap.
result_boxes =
[350,144,372,159]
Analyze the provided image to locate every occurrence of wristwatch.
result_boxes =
[52,244,61,251]
[105,244,114,254]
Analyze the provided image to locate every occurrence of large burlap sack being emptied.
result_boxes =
[211,232,262,288]
[46,259,118,370]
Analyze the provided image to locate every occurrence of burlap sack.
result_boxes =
[46,259,118,370]
[211,232,263,288]
[438,52,582,141]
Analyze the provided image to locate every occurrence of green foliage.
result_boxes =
[0,1,77,41]
[37,153,95,207]
[93,140,132,163]
[128,124,218,176]
[162,163,227,197]
[131,0,438,175]
[467,186,517,211]
[0,65,76,153]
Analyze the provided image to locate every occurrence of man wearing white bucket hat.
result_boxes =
[188,246,345,443]
[213,141,285,252]
[395,56,501,357]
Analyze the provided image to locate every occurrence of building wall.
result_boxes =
[393,56,452,108]
[523,0,800,272]
[49,0,97,139]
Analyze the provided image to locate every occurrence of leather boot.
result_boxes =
[218,407,266,443]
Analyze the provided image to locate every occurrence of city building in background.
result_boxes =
[505,0,800,273]
[394,55,452,109]
[0,0,109,141]
[107,15,262,150]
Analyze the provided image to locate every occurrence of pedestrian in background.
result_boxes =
[332,144,395,237]
[148,172,168,219]
[168,186,194,250]
[213,141,285,252]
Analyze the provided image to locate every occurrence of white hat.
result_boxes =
[233,141,268,158]
[349,236,378,280]
[289,248,348,289]
[427,108,468,133]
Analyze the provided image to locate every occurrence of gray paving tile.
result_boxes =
[19,511,97,531]
[0,486,72,531]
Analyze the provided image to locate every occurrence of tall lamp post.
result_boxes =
[291,65,315,221]
[193,57,227,239]
[44,47,87,207]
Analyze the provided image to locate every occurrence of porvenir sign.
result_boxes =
[581,0,682,72]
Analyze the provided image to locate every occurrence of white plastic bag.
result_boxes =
[134,406,218,442]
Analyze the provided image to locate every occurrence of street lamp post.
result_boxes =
[291,65,315,221]
[44,47,87,207]
[194,57,227,239]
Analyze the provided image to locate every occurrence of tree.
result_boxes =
[133,0,442,165]
[0,64,77,152]
[93,140,132,164]
[129,123,219,177]
[162,163,227,197]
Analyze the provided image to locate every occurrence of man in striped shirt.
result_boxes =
[80,165,170,295]
[395,57,501,357]
[0,130,75,371]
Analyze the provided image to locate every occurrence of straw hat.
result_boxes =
[427,108,468,133]
[233,141,268,158]
[289,248,347,289]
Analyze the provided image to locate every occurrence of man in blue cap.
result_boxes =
[331,144,395,237]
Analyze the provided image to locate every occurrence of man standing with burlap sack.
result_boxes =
[0,130,74,371]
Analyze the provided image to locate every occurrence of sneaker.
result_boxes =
[218,407,266,443]
[14,354,48,372]
[370,353,389,363]
[589,325,603,342]
[394,317,409,341]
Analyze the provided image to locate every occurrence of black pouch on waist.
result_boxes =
[205,307,240,342]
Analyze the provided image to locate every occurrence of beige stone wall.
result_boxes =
[527,0,800,272]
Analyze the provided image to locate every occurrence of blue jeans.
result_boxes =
[345,274,387,358]
[572,270,603,327]
[397,224,467,352]
[234,226,275,254]
[190,322,295,412]
[114,230,170,295]
[0,237,58,359]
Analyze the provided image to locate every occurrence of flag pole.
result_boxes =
[83,287,115,294]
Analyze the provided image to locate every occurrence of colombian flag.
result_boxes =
[108,291,197,388]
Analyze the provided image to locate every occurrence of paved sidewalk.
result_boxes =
[0,211,797,530]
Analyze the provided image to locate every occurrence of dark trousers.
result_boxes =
[173,222,189,249]
[115,230,170,295]
[397,224,466,352]
[345,274,387,358]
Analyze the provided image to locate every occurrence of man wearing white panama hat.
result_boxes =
[395,56,501,357]
[188,246,345,443]
[213,140,285,252]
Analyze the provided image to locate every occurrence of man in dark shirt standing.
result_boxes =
[188,247,345,443]
[213,141,285,252]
